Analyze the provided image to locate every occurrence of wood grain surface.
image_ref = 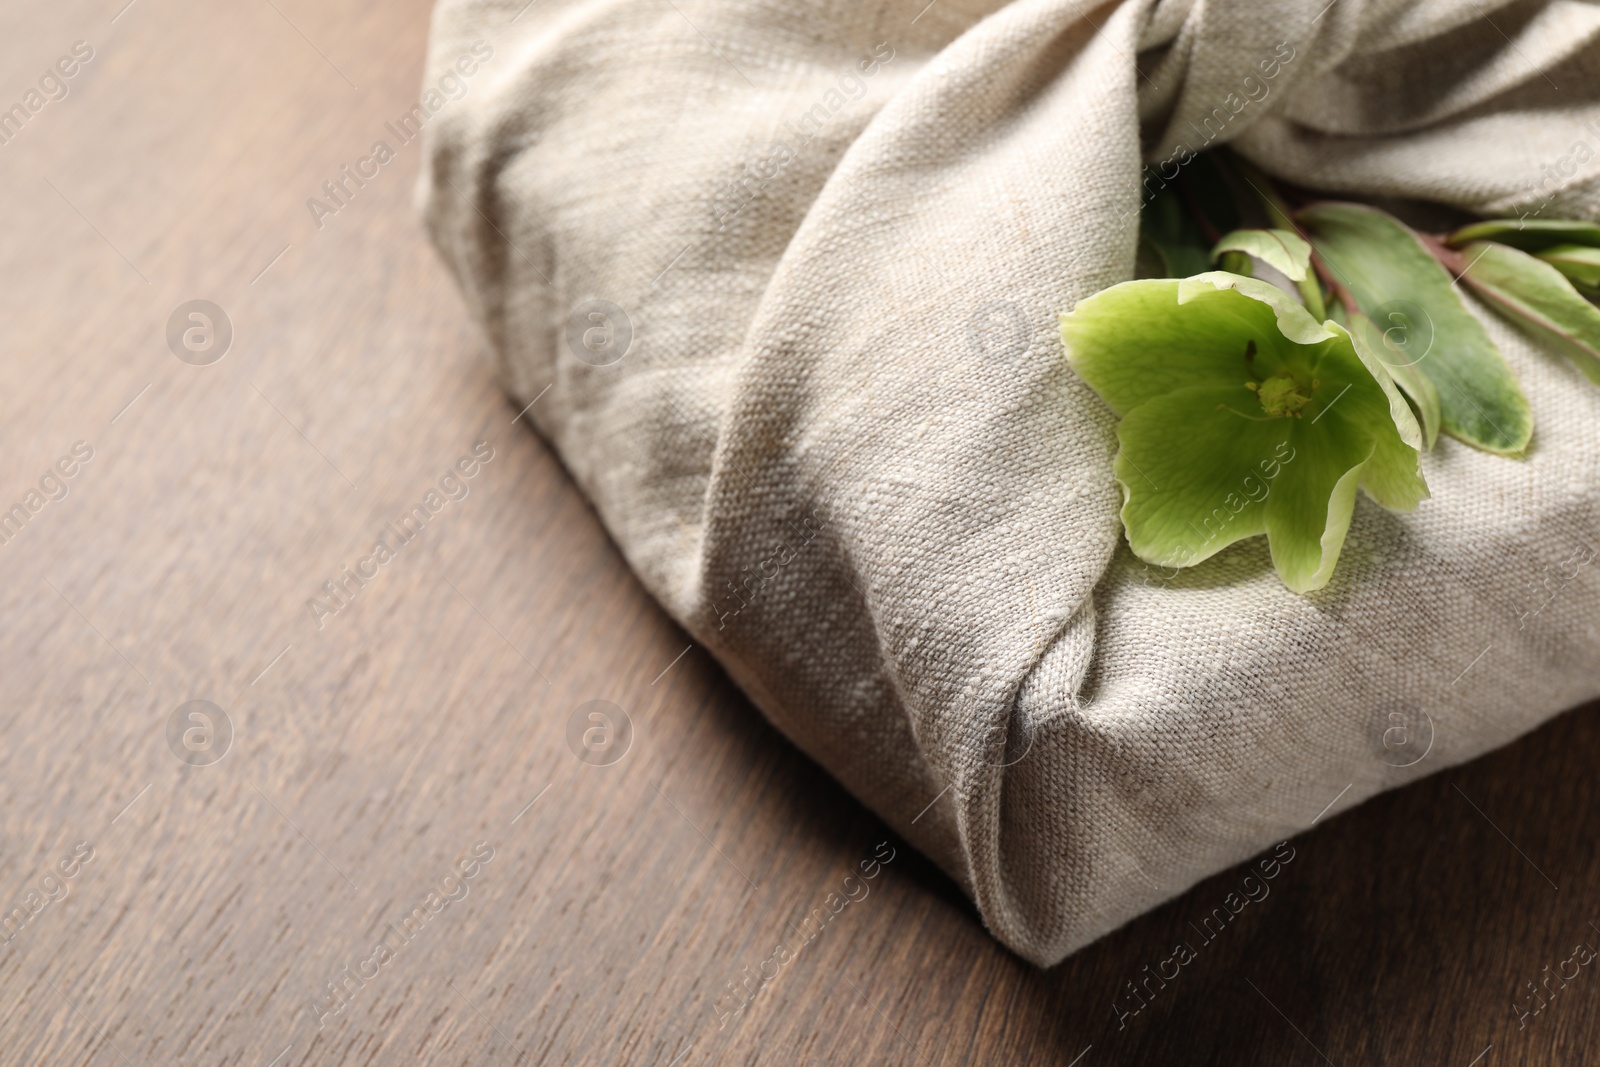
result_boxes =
[0,0,1596,1064]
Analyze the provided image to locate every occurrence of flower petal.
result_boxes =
[1324,405,1428,512]
[1178,272,1338,347]
[1318,320,1423,451]
[1113,385,1295,568]
[1347,310,1441,450]
[1062,278,1297,415]
[1264,422,1375,593]
[1210,228,1313,281]
[1312,324,1429,511]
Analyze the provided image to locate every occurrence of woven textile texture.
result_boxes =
[418,0,1600,965]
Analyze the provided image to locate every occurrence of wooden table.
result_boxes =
[1,0,1595,1063]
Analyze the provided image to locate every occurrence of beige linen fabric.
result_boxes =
[418,0,1600,965]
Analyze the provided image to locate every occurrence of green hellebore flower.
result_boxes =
[1061,272,1429,594]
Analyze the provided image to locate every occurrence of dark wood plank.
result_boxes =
[0,1,1595,1064]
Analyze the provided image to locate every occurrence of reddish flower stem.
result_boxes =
[1311,252,1360,318]
[1417,231,1469,280]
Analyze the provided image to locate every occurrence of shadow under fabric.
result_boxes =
[417,0,1600,966]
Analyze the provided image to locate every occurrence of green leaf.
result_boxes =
[1535,244,1600,295]
[1211,228,1313,281]
[1447,218,1600,253]
[1061,273,1427,594]
[1457,241,1600,385]
[1297,202,1532,455]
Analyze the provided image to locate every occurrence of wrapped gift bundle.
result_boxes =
[418,0,1600,964]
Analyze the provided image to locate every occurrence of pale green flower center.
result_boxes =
[1249,375,1312,418]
